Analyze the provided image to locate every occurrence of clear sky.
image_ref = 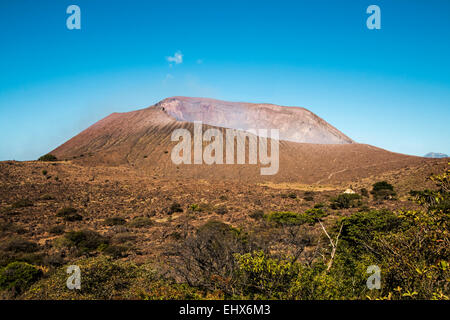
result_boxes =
[0,0,449,160]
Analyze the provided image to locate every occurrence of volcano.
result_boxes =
[50,97,433,184]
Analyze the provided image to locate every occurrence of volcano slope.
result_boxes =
[49,96,436,185]
[0,97,448,299]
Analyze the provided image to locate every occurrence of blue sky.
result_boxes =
[0,0,449,160]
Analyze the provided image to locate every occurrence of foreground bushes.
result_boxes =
[0,262,43,295]
[3,166,449,300]
[21,257,204,300]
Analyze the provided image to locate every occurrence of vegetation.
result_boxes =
[127,217,153,228]
[49,225,65,235]
[168,202,183,214]
[249,209,264,220]
[38,154,58,162]
[264,210,324,226]
[371,181,397,200]
[215,206,228,215]
[103,216,126,226]
[330,193,362,209]
[56,207,82,221]
[0,262,43,295]
[11,199,33,209]
[1,165,448,300]
[60,230,109,255]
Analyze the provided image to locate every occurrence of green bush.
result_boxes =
[235,251,299,299]
[22,257,204,300]
[189,204,202,212]
[127,217,153,228]
[371,181,396,200]
[0,262,43,295]
[372,181,394,192]
[104,216,126,226]
[339,210,405,253]
[38,154,57,162]
[62,230,109,255]
[304,208,328,219]
[330,193,362,209]
[56,207,82,221]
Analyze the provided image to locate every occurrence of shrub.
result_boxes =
[112,232,137,244]
[287,192,297,199]
[235,251,299,299]
[11,199,33,209]
[0,222,26,235]
[169,220,255,295]
[372,181,394,192]
[303,192,315,201]
[371,181,396,200]
[49,225,65,235]
[62,230,109,255]
[304,208,328,220]
[249,209,264,220]
[22,257,204,300]
[189,204,202,212]
[56,207,82,221]
[264,211,316,226]
[103,245,129,258]
[339,210,405,255]
[24,257,137,299]
[0,262,43,295]
[330,193,361,209]
[38,154,57,162]
[168,202,183,214]
[104,216,126,226]
[215,206,228,215]
[360,188,369,197]
[3,238,39,253]
[127,217,153,228]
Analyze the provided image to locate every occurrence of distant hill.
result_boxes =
[424,152,448,158]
